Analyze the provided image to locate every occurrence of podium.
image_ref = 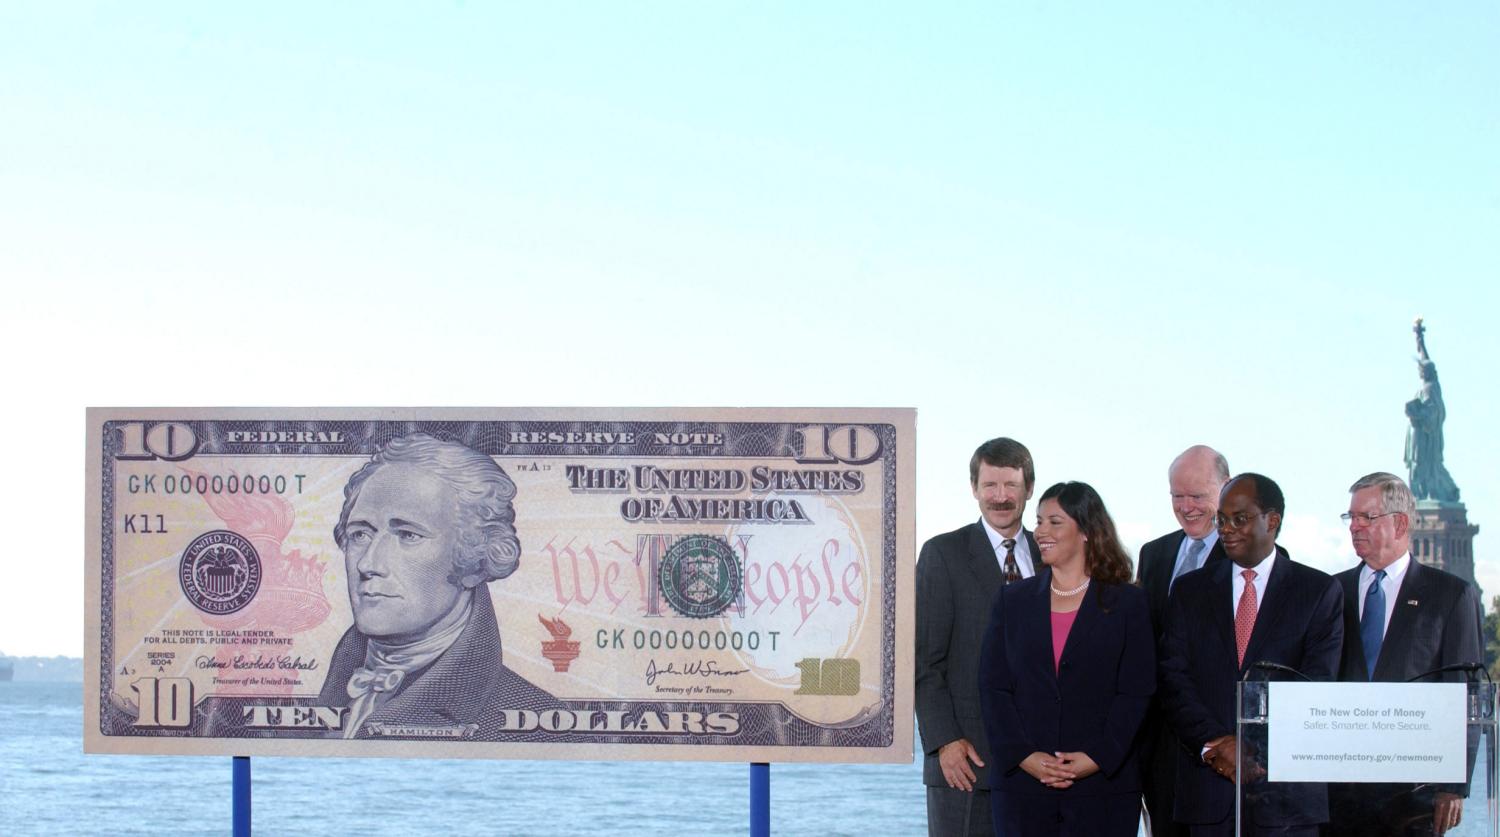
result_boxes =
[1237,677,1498,836]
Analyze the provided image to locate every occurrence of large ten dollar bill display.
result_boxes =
[86,408,914,762]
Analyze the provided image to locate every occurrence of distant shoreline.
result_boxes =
[0,655,83,682]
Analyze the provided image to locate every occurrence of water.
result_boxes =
[10,683,1488,836]
[0,682,927,835]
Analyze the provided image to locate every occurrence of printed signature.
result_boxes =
[644,658,750,686]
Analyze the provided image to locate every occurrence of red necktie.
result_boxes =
[1235,568,1258,667]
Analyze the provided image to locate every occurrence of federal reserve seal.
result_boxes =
[178,530,262,615]
[659,535,741,618]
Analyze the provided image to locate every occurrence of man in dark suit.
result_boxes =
[1160,473,1344,837]
[917,437,1040,836]
[1327,472,1483,837]
[1137,445,1230,837]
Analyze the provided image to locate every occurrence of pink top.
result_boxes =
[1050,609,1080,673]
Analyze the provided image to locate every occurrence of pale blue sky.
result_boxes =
[1,2,1495,655]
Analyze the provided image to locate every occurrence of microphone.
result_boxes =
[1242,661,1311,682]
[1405,662,1490,683]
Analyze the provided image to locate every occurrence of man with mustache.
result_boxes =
[1327,472,1482,837]
[1159,473,1343,837]
[916,437,1039,836]
[1136,445,1230,837]
[317,432,556,739]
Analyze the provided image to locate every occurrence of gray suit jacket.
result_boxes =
[915,519,1039,789]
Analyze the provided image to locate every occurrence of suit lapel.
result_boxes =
[966,521,1003,603]
[1376,562,1427,680]
[1203,539,1229,570]
[1030,570,1060,689]
[1241,549,1292,671]
[1207,559,1236,663]
[1056,579,1101,677]
[1153,530,1187,595]
[1339,567,1367,680]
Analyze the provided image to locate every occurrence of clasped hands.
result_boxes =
[1020,751,1099,789]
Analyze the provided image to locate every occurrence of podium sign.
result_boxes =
[1238,680,1499,837]
[1267,682,1465,782]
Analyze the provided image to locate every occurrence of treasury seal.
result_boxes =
[659,535,741,618]
[179,530,262,615]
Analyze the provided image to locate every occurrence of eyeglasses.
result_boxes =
[1214,510,1267,531]
[1340,511,1399,526]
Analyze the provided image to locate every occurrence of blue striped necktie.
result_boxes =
[1360,569,1387,679]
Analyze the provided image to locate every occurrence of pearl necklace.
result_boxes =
[1050,577,1090,596]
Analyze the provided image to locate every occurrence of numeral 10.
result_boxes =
[793,658,861,695]
[792,425,881,465]
[115,421,199,461]
[131,677,195,727]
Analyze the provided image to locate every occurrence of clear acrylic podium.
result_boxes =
[1237,678,1497,837]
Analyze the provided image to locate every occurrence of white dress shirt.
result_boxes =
[1231,547,1276,618]
[981,517,1035,578]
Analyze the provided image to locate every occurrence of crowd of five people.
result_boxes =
[915,438,1484,837]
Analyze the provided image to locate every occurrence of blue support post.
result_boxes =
[233,756,252,836]
[750,762,769,837]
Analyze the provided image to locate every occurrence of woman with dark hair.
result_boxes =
[978,481,1155,836]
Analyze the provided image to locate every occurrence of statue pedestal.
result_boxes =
[1412,499,1480,590]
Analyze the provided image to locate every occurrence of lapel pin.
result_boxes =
[1406,599,1419,606]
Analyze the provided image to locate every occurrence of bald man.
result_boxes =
[1136,446,1230,837]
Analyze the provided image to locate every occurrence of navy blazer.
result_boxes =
[1138,529,1228,643]
[1159,548,1343,826]
[978,571,1155,796]
[1330,558,1483,819]
[1335,558,1482,684]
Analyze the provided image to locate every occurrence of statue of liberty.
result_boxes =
[1405,318,1461,502]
